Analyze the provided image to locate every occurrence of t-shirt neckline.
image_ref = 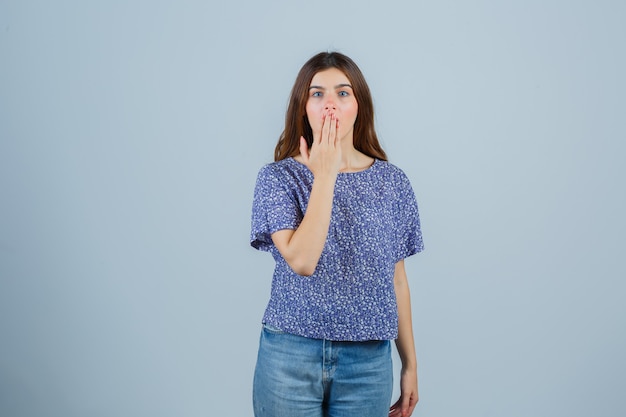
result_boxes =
[287,157,379,175]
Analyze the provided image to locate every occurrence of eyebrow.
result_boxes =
[308,83,353,90]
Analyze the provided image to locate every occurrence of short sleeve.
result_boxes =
[393,170,424,262]
[250,164,303,251]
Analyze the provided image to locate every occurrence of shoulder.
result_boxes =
[255,158,312,196]
[257,158,290,174]
[257,158,298,181]
[258,158,308,175]
[373,160,411,182]
[376,160,404,173]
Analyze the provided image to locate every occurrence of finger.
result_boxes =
[312,112,322,146]
[299,136,309,162]
[321,111,331,144]
[326,113,337,145]
[401,392,419,417]
[407,394,418,415]
[389,399,401,416]
[401,395,411,416]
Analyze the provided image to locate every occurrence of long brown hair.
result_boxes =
[274,52,387,162]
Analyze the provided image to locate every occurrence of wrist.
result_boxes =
[312,172,338,185]
[401,361,418,373]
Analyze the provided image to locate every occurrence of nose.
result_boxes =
[324,98,336,111]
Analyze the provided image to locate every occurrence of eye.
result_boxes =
[311,91,322,97]
[339,91,349,97]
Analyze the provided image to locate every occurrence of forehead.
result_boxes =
[310,68,351,86]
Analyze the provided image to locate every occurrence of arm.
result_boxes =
[390,259,419,417]
[271,173,335,276]
[271,113,341,276]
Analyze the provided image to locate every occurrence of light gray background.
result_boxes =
[1,1,625,416]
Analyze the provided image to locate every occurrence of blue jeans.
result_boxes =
[253,324,393,417]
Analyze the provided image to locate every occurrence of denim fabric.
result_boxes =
[253,324,393,417]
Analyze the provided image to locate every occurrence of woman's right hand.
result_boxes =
[299,111,342,178]
[273,112,341,276]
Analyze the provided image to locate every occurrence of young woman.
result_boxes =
[250,51,424,417]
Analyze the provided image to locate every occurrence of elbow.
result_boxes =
[288,259,318,277]
[292,264,316,277]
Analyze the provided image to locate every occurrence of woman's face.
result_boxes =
[305,68,358,142]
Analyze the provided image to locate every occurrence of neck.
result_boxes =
[339,134,356,166]
[338,135,373,173]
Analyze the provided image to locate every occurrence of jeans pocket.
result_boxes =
[262,323,285,334]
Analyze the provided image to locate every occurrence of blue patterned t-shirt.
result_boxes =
[250,157,423,341]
